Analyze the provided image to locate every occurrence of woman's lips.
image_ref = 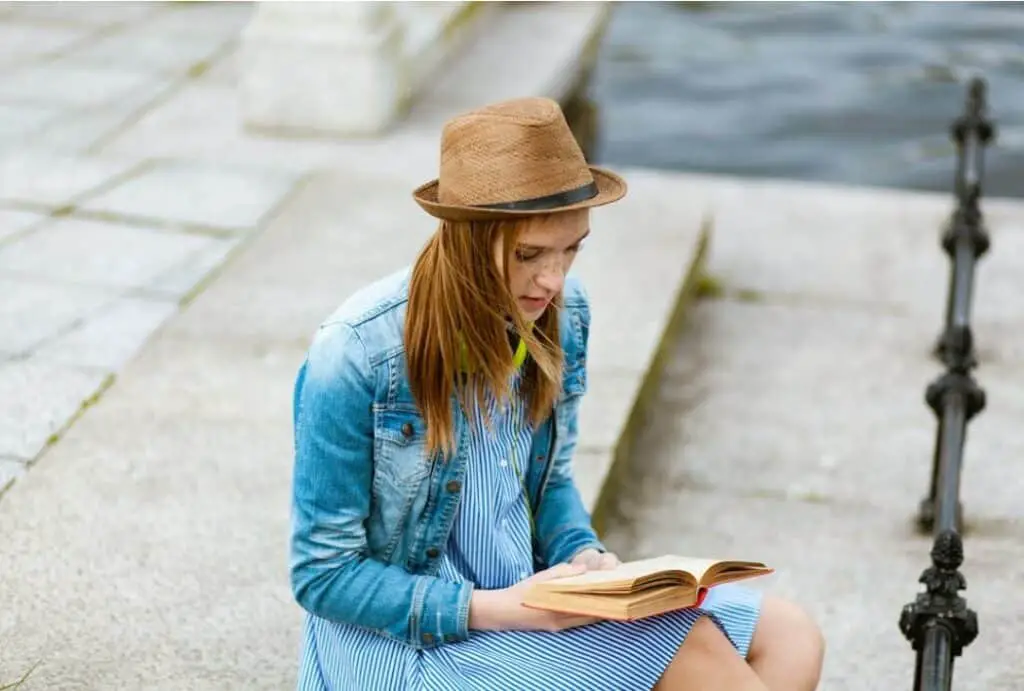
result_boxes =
[519,296,549,310]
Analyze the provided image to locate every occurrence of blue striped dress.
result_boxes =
[297,374,762,690]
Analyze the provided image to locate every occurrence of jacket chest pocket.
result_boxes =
[373,407,433,507]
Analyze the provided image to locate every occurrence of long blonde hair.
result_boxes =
[405,218,564,457]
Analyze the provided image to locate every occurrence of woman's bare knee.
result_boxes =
[654,617,767,691]
[748,596,825,690]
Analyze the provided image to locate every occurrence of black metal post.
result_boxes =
[900,531,979,690]
[902,77,993,691]
[918,77,994,533]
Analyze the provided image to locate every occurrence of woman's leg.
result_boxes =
[746,596,825,690]
[653,617,768,691]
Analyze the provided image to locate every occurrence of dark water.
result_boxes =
[591,1,1024,198]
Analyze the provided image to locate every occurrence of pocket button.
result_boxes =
[401,422,414,438]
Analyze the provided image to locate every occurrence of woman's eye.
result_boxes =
[567,242,584,254]
[515,249,541,262]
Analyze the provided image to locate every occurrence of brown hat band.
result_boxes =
[474,181,599,212]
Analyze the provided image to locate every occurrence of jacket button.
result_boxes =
[426,547,440,559]
[535,455,544,463]
[446,480,461,493]
[422,633,434,644]
[401,422,414,438]
[444,634,458,643]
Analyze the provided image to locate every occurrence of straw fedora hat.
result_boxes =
[412,97,627,221]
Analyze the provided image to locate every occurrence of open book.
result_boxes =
[522,555,774,621]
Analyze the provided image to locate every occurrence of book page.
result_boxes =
[542,555,705,588]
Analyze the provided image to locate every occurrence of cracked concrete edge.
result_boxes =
[589,217,713,537]
[0,373,116,501]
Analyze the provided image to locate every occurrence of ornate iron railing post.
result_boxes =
[901,76,994,691]
[918,77,994,533]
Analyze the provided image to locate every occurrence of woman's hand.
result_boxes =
[570,548,621,571]
[469,563,602,633]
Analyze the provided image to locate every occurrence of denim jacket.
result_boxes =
[289,268,605,650]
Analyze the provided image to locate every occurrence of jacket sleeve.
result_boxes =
[289,321,473,649]
[534,286,607,566]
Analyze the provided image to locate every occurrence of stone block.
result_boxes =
[0,359,107,459]
[0,277,117,355]
[0,150,139,208]
[33,296,179,372]
[238,2,408,136]
[0,218,214,289]
[80,161,301,231]
[577,371,639,456]
[572,448,613,514]
[0,64,161,108]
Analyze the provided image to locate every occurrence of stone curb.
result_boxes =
[590,218,712,536]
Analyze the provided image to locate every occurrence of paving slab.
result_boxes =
[19,108,138,154]
[33,295,178,372]
[146,235,243,298]
[0,358,108,460]
[0,1,164,27]
[0,19,91,65]
[0,217,215,289]
[79,161,302,232]
[0,456,25,492]
[102,80,444,176]
[0,208,47,242]
[64,27,231,74]
[0,277,118,355]
[0,62,162,108]
[0,150,139,208]
[0,103,65,141]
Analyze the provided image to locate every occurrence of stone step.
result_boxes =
[597,174,1024,690]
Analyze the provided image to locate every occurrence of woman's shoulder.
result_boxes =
[308,267,411,368]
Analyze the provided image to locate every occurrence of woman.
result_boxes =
[290,97,824,690]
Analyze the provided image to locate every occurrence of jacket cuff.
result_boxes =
[412,577,474,648]
[546,528,606,566]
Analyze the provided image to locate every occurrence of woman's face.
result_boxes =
[495,209,590,322]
